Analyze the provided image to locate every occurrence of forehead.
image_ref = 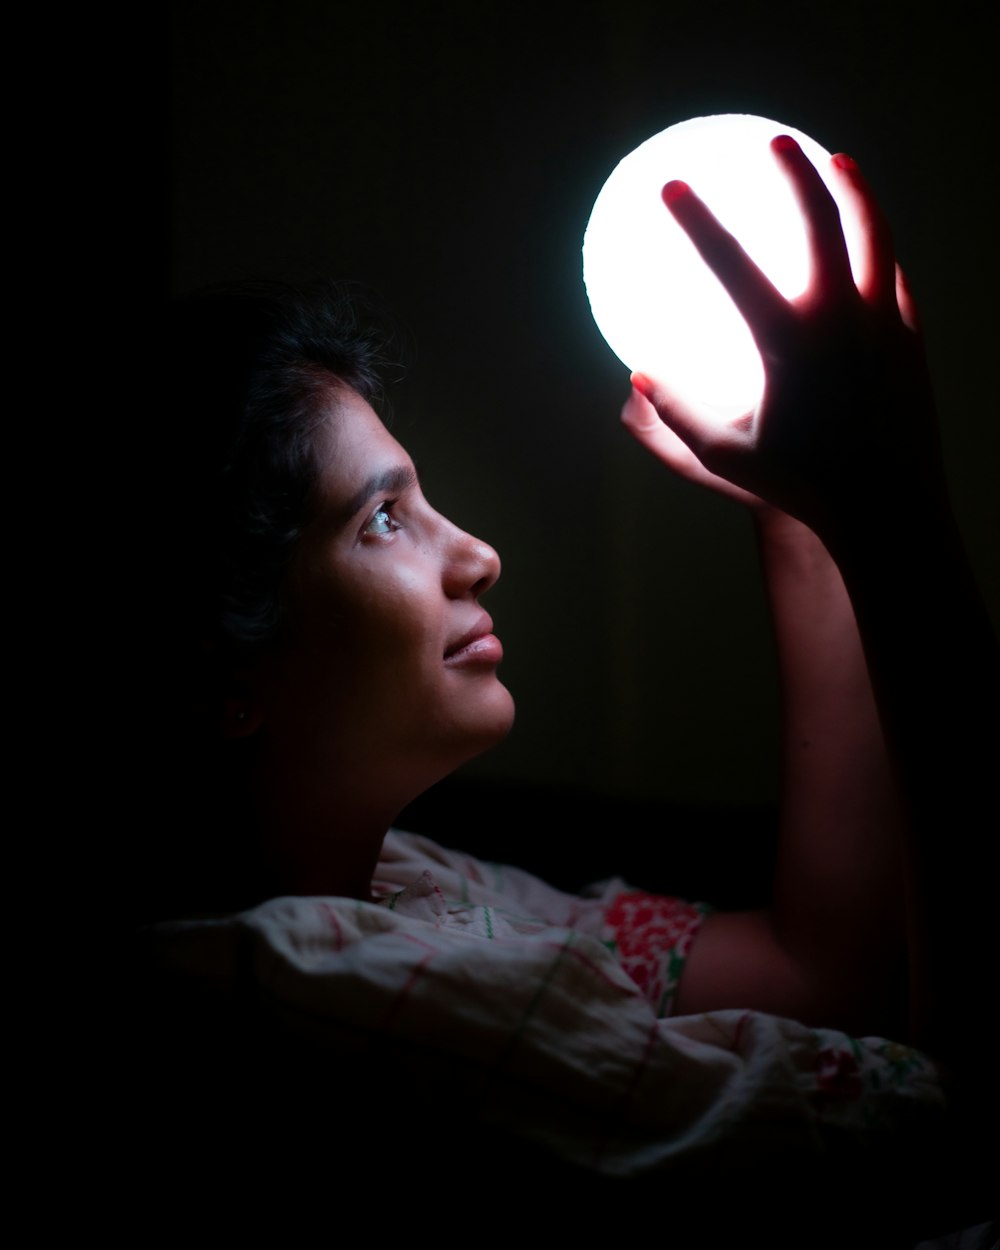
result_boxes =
[311,387,412,506]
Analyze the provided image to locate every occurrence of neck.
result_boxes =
[253,792,393,901]
[248,730,426,900]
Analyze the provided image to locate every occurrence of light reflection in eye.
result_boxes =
[365,505,399,537]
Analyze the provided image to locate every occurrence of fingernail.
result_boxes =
[661,180,690,205]
[832,152,858,171]
[630,371,653,398]
[771,134,799,153]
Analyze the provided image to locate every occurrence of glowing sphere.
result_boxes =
[583,114,861,419]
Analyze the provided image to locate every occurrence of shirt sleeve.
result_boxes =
[378,829,710,1016]
[597,888,712,1018]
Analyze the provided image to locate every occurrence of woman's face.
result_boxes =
[257,387,515,807]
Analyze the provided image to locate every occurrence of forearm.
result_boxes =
[756,508,906,1031]
[675,508,907,1030]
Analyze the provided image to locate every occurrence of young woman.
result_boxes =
[142,138,996,1237]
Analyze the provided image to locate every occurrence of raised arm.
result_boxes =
[626,138,999,1088]
[622,396,906,1034]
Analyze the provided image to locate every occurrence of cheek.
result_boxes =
[309,562,444,681]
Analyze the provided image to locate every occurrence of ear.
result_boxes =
[221,671,266,739]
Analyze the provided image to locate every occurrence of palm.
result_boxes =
[621,385,762,509]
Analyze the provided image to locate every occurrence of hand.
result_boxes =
[621,383,765,510]
[628,137,944,536]
[621,363,822,548]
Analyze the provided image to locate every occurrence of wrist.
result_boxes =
[754,506,829,564]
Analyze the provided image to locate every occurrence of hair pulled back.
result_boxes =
[169,280,391,664]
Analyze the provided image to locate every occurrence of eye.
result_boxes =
[364,502,401,538]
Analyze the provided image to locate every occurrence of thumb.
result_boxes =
[621,384,700,472]
[630,371,733,461]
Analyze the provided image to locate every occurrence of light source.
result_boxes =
[583,114,861,420]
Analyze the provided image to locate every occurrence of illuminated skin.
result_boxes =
[242,388,515,900]
[627,137,998,1087]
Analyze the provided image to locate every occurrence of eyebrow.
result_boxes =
[340,463,419,524]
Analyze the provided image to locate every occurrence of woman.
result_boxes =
[143,140,996,1236]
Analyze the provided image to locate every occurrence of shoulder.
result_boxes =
[376,827,591,923]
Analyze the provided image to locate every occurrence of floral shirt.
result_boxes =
[150,829,944,1176]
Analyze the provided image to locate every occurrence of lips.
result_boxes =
[444,612,502,665]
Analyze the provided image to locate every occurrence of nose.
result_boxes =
[443,521,501,599]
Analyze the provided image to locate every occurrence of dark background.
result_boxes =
[165,0,997,822]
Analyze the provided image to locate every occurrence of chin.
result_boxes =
[465,681,517,756]
[439,681,516,776]
[394,681,516,804]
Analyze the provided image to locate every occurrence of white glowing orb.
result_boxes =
[583,113,861,419]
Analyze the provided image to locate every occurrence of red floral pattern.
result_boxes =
[603,890,708,1017]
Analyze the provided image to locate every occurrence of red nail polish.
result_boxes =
[832,152,857,171]
[771,134,799,152]
[661,180,690,204]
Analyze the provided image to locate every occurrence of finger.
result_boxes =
[661,180,789,351]
[770,135,855,298]
[895,263,923,335]
[623,386,763,506]
[829,151,897,308]
[630,371,746,464]
[621,385,705,474]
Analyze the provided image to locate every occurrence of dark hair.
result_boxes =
[169,280,391,666]
[138,281,393,920]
